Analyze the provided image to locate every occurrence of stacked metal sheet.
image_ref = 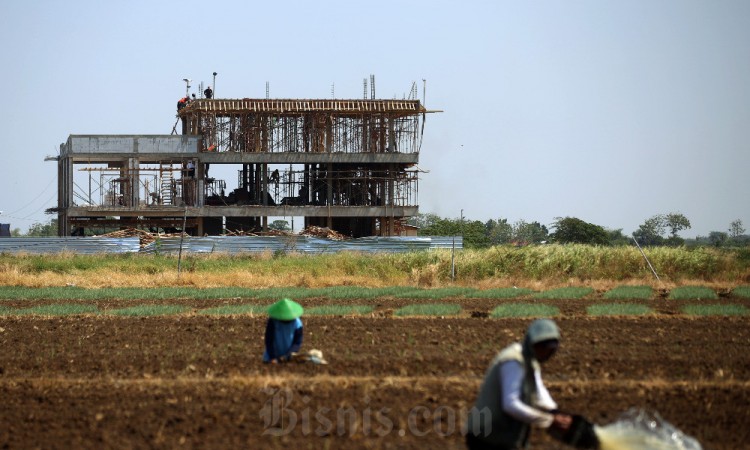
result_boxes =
[140,236,463,254]
[0,236,462,255]
[0,237,141,254]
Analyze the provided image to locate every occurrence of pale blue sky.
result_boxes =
[1,0,748,237]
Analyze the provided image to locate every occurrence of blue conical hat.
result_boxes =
[267,298,304,321]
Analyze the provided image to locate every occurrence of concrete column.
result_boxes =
[197,217,204,236]
[196,162,205,207]
[129,158,139,207]
[388,115,396,152]
[261,116,269,152]
[261,163,267,206]
[326,116,333,153]
[59,157,71,236]
[362,117,368,152]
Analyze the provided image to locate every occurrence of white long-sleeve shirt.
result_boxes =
[499,359,557,428]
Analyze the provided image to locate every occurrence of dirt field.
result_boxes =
[1,297,749,449]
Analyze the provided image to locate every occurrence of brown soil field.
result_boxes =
[1,297,749,449]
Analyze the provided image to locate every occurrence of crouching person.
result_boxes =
[263,298,304,364]
[465,319,572,449]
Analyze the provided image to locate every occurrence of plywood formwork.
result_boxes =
[51,97,430,238]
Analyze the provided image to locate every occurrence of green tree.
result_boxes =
[409,213,442,230]
[462,220,491,248]
[607,228,630,246]
[708,231,728,247]
[550,217,609,245]
[632,213,691,247]
[417,214,489,248]
[25,218,59,237]
[633,215,666,246]
[513,220,548,244]
[664,212,691,239]
[485,218,513,245]
[728,219,745,239]
[419,216,460,236]
[269,220,291,231]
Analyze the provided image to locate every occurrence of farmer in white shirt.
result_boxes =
[465,319,573,449]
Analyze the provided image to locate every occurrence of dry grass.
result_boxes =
[0,270,408,289]
[0,269,742,292]
[1,245,747,290]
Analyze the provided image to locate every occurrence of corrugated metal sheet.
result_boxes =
[427,237,465,249]
[142,236,463,254]
[0,237,141,254]
[0,236,462,255]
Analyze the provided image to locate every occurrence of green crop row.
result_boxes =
[0,302,747,317]
[1,284,748,301]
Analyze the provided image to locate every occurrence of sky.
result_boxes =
[1,0,748,238]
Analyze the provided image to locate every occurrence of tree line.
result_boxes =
[6,215,748,249]
[410,213,748,249]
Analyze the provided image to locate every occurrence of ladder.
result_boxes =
[160,164,174,205]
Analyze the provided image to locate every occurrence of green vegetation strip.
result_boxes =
[198,304,268,315]
[0,304,100,316]
[490,303,560,318]
[305,305,374,315]
[0,286,404,302]
[392,287,479,299]
[308,286,422,299]
[681,304,749,316]
[106,305,192,316]
[731,286,750,298]
[394,303,462,316]
[587,303,653,316]
[668,286,718,300]
[532,287,594,299]
[473,288,535,299]
[603,286,653,300]
[0,286,257,301]
[0,286,475,302]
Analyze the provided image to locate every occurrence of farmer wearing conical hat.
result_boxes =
[263,298,304,364]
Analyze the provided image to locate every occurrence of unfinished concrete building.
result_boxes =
[51,92,430,238]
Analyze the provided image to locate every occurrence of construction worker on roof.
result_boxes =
[177,97,189,111]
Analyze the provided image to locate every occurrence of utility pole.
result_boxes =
[177,207,187,275]
[182,78,192,98]
[460,209,464,237]
[451,236,456,281]
[452,209,464,282]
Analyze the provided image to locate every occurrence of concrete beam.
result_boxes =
[62,135,200,156]
[199,152,418,165]
[65,205,419,218]
[64,152,419,166]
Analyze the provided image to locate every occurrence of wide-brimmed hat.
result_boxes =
[307,349,328,365]
[267,298,303,321]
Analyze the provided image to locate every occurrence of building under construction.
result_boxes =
[51,84,433,238]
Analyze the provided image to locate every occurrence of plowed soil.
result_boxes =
[1,297,749,449]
